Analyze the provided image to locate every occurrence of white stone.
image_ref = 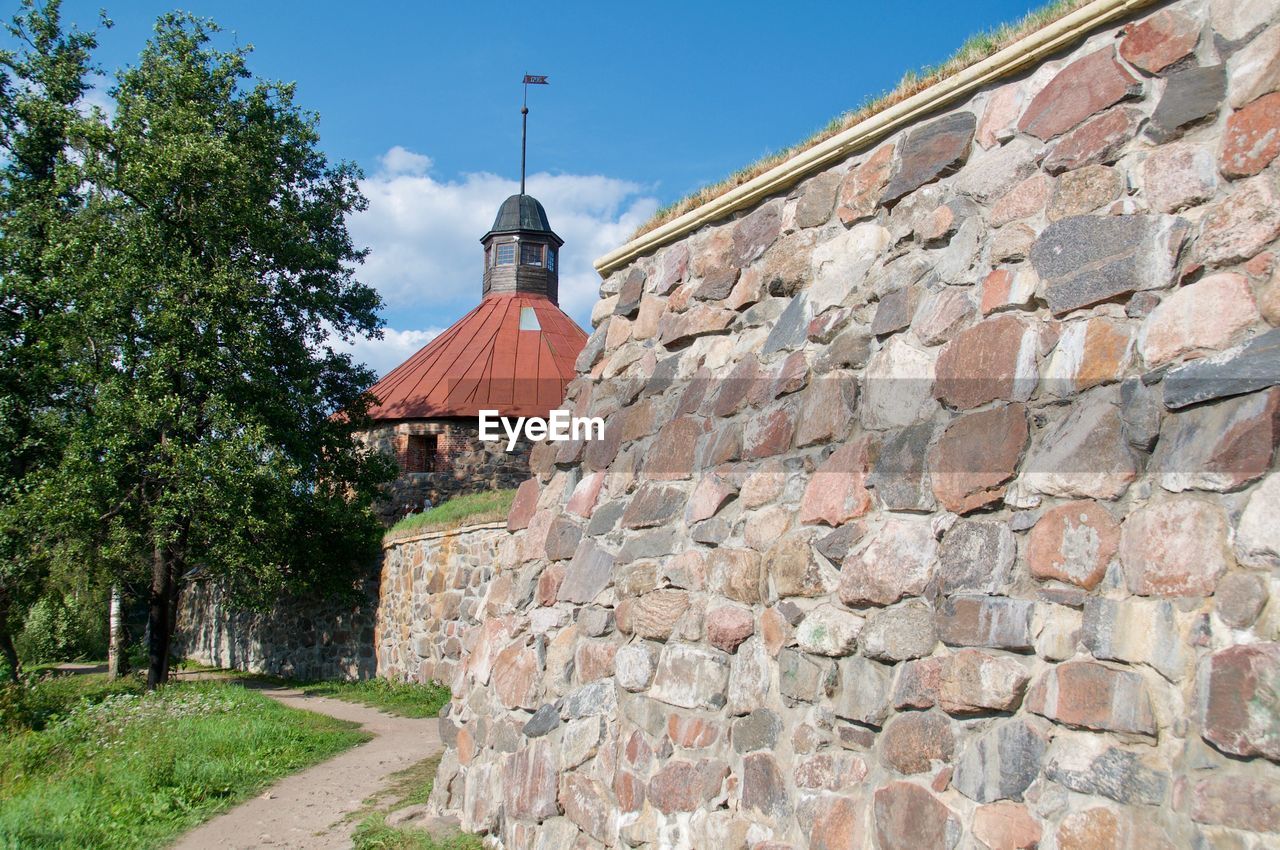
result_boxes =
[860,335,938,430]
[561,716,604,769]
[1238,474,1280,565]
[615,643,656,692]
[794,605,865,656]
[649,643,730,710]
[809,222,891,311]
[1230,25,1280,107]
[1211,0,1280,42]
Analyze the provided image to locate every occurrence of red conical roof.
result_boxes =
[365,292,587,420]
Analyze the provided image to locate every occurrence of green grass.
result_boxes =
[350,755,482,850]
[0,672,370,849]
[293,677,452,719]
[385,488,515,541]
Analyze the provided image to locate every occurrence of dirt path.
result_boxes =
[171,684,442,850]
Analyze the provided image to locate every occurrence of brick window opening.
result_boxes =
[402,433,438,473]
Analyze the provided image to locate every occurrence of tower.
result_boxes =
[481,193,565,303]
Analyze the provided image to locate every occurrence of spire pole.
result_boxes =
[520,77,528,195]
[519,74,548,196]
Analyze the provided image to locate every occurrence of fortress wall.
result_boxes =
[426,0,1280,847]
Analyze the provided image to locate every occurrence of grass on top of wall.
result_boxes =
[0,672,368,850]
[384,488,516,542]
[633,0,1091,239]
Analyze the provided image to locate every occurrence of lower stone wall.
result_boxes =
[376,523,509,684]
[175,576,379,681]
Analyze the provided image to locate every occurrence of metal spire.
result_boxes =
[520,74,548,195]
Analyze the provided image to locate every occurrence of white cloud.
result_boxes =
[340,326,443,378]
[349,149,660,334]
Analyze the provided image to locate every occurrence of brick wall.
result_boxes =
[426,1,1280,847]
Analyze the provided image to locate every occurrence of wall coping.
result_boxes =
[381,520,508,550]
[592,0,1157,277]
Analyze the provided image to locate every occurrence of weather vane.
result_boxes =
[521,73,549,195]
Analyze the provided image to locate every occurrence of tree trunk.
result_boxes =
[147,540,173,690]
[108,585,127,679]
[0,630,19,683]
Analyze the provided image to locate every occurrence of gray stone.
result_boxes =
[615,267,645,317]
[779,648,829,703]
[1163,328,1280,409]
[1216,571,1268,628]
[815,523,865,564]
[577,607,615,637]
[882,111,978,203]
[868,422,938,511]
[938,519,1016,595]
[1147,65,1228,142]
[1030,214,1189,316]
[544,517,583,561]
[695,267,740,301]
[763,293,811,355]
[576,324,608,372]
[1045,742,1170,805]
[860,600,938,662]
[727,637,771,715]
[814,324,873,372]
[1082,596,1189,681]
[732,708,783,753]
[934,217,984,284]
[936,596,1034,651]
[1120,376,1162,450]
[794,172,841,228]
[622,483,684,529]
[585,500,624,536]
[561,680,618,721]
[691,518,731,546]
[558,540,615,604]
[952,718,1049,803]
[833,656,893,725]
[872,288,915,337]
[617,528,679,564]
[523,703,561,737]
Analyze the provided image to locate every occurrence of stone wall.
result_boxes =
[361,419,533,525]
[426,1,1280,847]
[377,522,510,683]
[175,575,379,681]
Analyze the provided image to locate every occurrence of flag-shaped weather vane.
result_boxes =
[521,73,549,195]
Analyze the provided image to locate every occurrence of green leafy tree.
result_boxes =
[47,12,394,688]
[0,0,101,681]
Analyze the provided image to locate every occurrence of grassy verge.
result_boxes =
[0,672,369,849]
[351,755,482,850]
[293,677,452,719]
[384,489,515,542]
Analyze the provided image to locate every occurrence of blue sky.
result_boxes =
[53,0,1046,374]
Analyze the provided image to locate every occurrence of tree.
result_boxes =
[0,0,101,681]
[48,12,394,689]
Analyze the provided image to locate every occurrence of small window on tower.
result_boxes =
[547,249,556,272]
[519,307,541,331]
[495,243,515,266]
[402,433,437,473]
[521,242,544,267]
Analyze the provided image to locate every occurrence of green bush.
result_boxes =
[15,589,109,664]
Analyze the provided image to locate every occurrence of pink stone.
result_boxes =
[566,471,604,517]
[1190,773,1280,833]
[1197,642,1280,762]
[973,802,1042,850]
[930,403,1028,514]
[686,473,738,524]
[492,640,539,710]
[507,478,539,531]
[646,759,729,814]
[1141,142,1217,213]
[990,173,1052,226]
[980,267,1036,315]
[873,782,960,850]
[1044,106,1144,174]
[838,516,937,606]
[1019,49,1142,141]
[895,649,1030,715]
[837,143,895,224]
[978,82,1025,149]
[934,315,1038,410]
[1119,8,1201,74]
[912,288,976,346]
[799,440,873,527]
[1138,273,1259,367]
[1049,164,1124,220]
[1027,500,1121,589]
[667,714,720,749]
[1196,172,1280,265]
[706,605,755,652]
[1026,660,1156,735]
[811,795,866,850]
[1221,91,1280,177]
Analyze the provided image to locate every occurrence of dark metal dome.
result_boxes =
[482,193,561,243]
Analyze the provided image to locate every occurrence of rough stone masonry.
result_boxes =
[422,0,1280,847]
